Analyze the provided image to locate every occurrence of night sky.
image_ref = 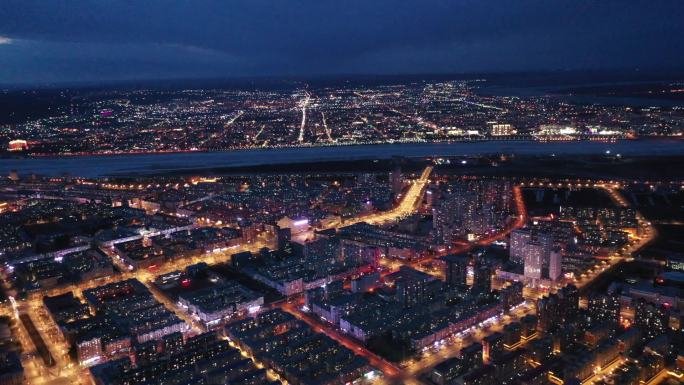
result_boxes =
[1,0,683,84]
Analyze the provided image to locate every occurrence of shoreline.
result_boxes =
[3,138,684,178]
[0,135,648,159]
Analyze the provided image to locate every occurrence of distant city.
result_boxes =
[2,78,684,156]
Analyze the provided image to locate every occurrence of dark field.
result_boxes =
[522,187,615,217]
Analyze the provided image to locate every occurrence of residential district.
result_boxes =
[0,157,682,385]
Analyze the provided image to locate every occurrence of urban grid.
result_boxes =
[0,150,683,385]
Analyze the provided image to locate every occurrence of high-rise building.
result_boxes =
[432,180,513,244]
[276,226,292,251]
[488,122,514,136]
[634,299,670,340]
[537,284,579,332]
[509,229,530,261]
[473,261,492,293]
[482,332,504,362]
[442,253,470,287]
[305,236,340,261]
[501,281,524,312]
[460,342,483,370]
[429,358,464,385]
[536,295,559,332]
[548,247,563,281]
[0,350,23,385]
[430,345,483,385]
[323,280,345,300]
[524,245,544,280]
[7,139,28,152]
[432,188,477,243]
[557,284,580,322]
[502,322,521,349]
[587,293,621,327]
[161,332,184,355]
[520,314,538,340]
[510,229,554,265]
[512,228,554,282]
[462,365,496,385]
[387,266,437,308]
[425,189,435,208]
[341,240,380,268]
[350,272,380,293]
[390,165,402,195]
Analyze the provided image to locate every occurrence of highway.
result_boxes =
[297,91,311,143]
[321,112,333,142]
[312,165,434,233]
[347,165,433,227]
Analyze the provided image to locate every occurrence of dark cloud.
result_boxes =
[1,0,683,84]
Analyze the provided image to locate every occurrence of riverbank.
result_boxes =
[2,139,683,178]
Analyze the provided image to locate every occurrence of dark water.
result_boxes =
[477,81,684,108]
[2,140,684,177]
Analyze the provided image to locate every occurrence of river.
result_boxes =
[2,139,683,177]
